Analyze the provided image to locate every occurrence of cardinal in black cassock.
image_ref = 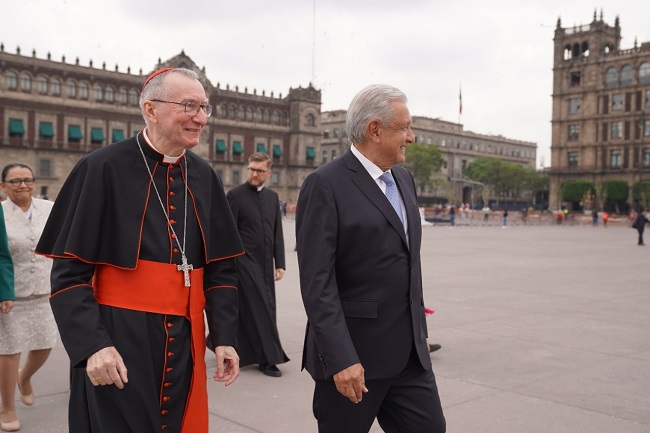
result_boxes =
[36,131,244,432]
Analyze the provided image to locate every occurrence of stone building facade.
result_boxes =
[549,12,650,209]
[321,110,536,206]
[0,47,321,203]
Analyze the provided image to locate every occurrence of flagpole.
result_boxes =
[458,83,462,126]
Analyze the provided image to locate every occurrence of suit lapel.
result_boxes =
[343,151,409,247]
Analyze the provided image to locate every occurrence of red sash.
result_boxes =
[94,259,208,433]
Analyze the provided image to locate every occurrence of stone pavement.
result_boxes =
[10,221,650,432]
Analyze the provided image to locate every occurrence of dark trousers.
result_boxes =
[313,348,445,433]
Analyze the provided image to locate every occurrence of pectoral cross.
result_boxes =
[177,256,193,287]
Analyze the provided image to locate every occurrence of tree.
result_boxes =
[465,157,536,206]
[600,179,628,213]
[404,143,444,194]
[632,180,650,211]
[561,179,594,203]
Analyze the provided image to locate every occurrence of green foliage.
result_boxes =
[632,180,650,210]
[404,143,444,194]
[464,157,547,204]
[600,180,628,202]
[561,179,594,202]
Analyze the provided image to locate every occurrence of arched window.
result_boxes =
[105,86,114,103]
[620,65,633,85]
[263,110,270,123]
[572,43,580,59]
[272,111,280,125]
[5,71,17,89]
[94,84,103,102]
[605,67,618,88]
[564,45,572,61]
[229,104,237,119]
[118,87,127,104]
[128,89,138,105]
[640,62,650,84]
[246,106,254,121]
[256,108,264,122]
[51,77,61,95]
[37,76,48,94]
[20,73,32,91]
[78,82,89,99]
[238,106,245,120]
[220,103,228,118]
[581,41,589,57]
[67,80,77,98]
[306,113,315,126]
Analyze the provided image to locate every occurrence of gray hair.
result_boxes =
[139,68,201,125]
[346,84,408,145]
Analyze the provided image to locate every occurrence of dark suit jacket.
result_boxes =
[296,149,431,381]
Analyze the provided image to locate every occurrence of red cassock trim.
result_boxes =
[93,259,209,433]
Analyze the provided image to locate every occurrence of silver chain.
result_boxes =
[136,133,188,262]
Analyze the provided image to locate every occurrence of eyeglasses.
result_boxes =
[150,99,212,117]
[5,178,35,187]
[247,167,269,175]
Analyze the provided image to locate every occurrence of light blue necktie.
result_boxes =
[380,172,404,226]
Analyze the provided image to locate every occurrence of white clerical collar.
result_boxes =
[257,185,265,192]
[143,128,186,163]
[350,144,389,181]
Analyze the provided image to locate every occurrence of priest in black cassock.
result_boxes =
[36,68,244,433]
[227,152,289,377]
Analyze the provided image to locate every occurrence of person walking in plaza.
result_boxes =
[0,164,56,432]
[502,209,508,227]
[35,68,244,433]
[296,84,445,433]
[633,207,649,246]
[226,152,289,377]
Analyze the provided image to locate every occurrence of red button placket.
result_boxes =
[160,317,178,430]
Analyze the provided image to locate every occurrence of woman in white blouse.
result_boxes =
[0,163,56,432]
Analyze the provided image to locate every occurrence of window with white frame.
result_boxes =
[610,149,622,168]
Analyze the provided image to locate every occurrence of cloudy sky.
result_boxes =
[2,1,648,167]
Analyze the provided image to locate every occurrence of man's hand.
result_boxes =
[1,300,14,314]
[275,268,285,281]
[333,363,368,403]
[87,346,128,389]
[213,345,240,386]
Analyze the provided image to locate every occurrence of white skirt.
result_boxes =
[0,295,58,354]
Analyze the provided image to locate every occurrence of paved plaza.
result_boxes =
[10,220,650,432]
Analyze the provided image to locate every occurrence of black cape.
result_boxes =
[36,136,244,433]
[227,182,288,367]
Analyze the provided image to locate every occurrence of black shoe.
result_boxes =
[259,363,282,377]
[428,343,441,353]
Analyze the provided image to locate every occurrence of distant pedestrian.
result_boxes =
[592,210,598,226]
[482,206,491,224]
[602,211,609,227]
[633,208,649,246]
[449,205,455,227]
[502,209,508,227]
[521,208,528,225]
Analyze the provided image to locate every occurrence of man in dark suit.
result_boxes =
[296,84,445,433]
